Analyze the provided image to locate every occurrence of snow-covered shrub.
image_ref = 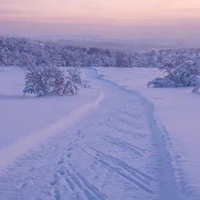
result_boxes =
[67,67,92,89]
[63,77,79,95]
[67,67,82,86]
[192,77,200,93]
[62,67,83,95]
[147,77,175,88]
[23,65,65,96]
[82,80,91,88]
[148,60,200,88]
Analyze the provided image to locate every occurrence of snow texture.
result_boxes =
[97,67,200,200]
[0,67,200,200]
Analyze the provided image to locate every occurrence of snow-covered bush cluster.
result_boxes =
[148,61,200,88]
[2,36,200,68]
[23,66,84,96]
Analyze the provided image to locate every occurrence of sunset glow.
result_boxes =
[1,0,200,39]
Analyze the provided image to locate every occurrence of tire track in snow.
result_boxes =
[82,147,154,194]
[106,111,144,130]
[135,91,181,200]
[116,109,142,120]
[105,123,147,138]
[120,118,143,129]
[99,134,145,156]
[51,158,108,200]
[97,69,182,200]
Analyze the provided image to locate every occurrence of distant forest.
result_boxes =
[1,36,200,68]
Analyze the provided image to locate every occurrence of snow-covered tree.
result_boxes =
[148,60,200,88]
[2,36,200,69]
[23,64,85,96]
[23,65,65,96]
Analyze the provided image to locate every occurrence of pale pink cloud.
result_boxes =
[0,0,200,39]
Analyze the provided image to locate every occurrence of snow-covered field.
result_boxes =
[0,67,102,170]
[0,66,200,200]
[97,67,200,199]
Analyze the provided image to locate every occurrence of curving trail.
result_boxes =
[0,69,184,200]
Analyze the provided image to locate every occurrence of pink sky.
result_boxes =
[0,0,200,39]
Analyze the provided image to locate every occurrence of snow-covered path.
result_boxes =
[0,69,195,200]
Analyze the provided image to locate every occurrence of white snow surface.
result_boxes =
[0,66,199,200]
[97,67,200,199]
[0,67,103,170]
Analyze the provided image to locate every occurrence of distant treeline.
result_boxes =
[1,36,200,68]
